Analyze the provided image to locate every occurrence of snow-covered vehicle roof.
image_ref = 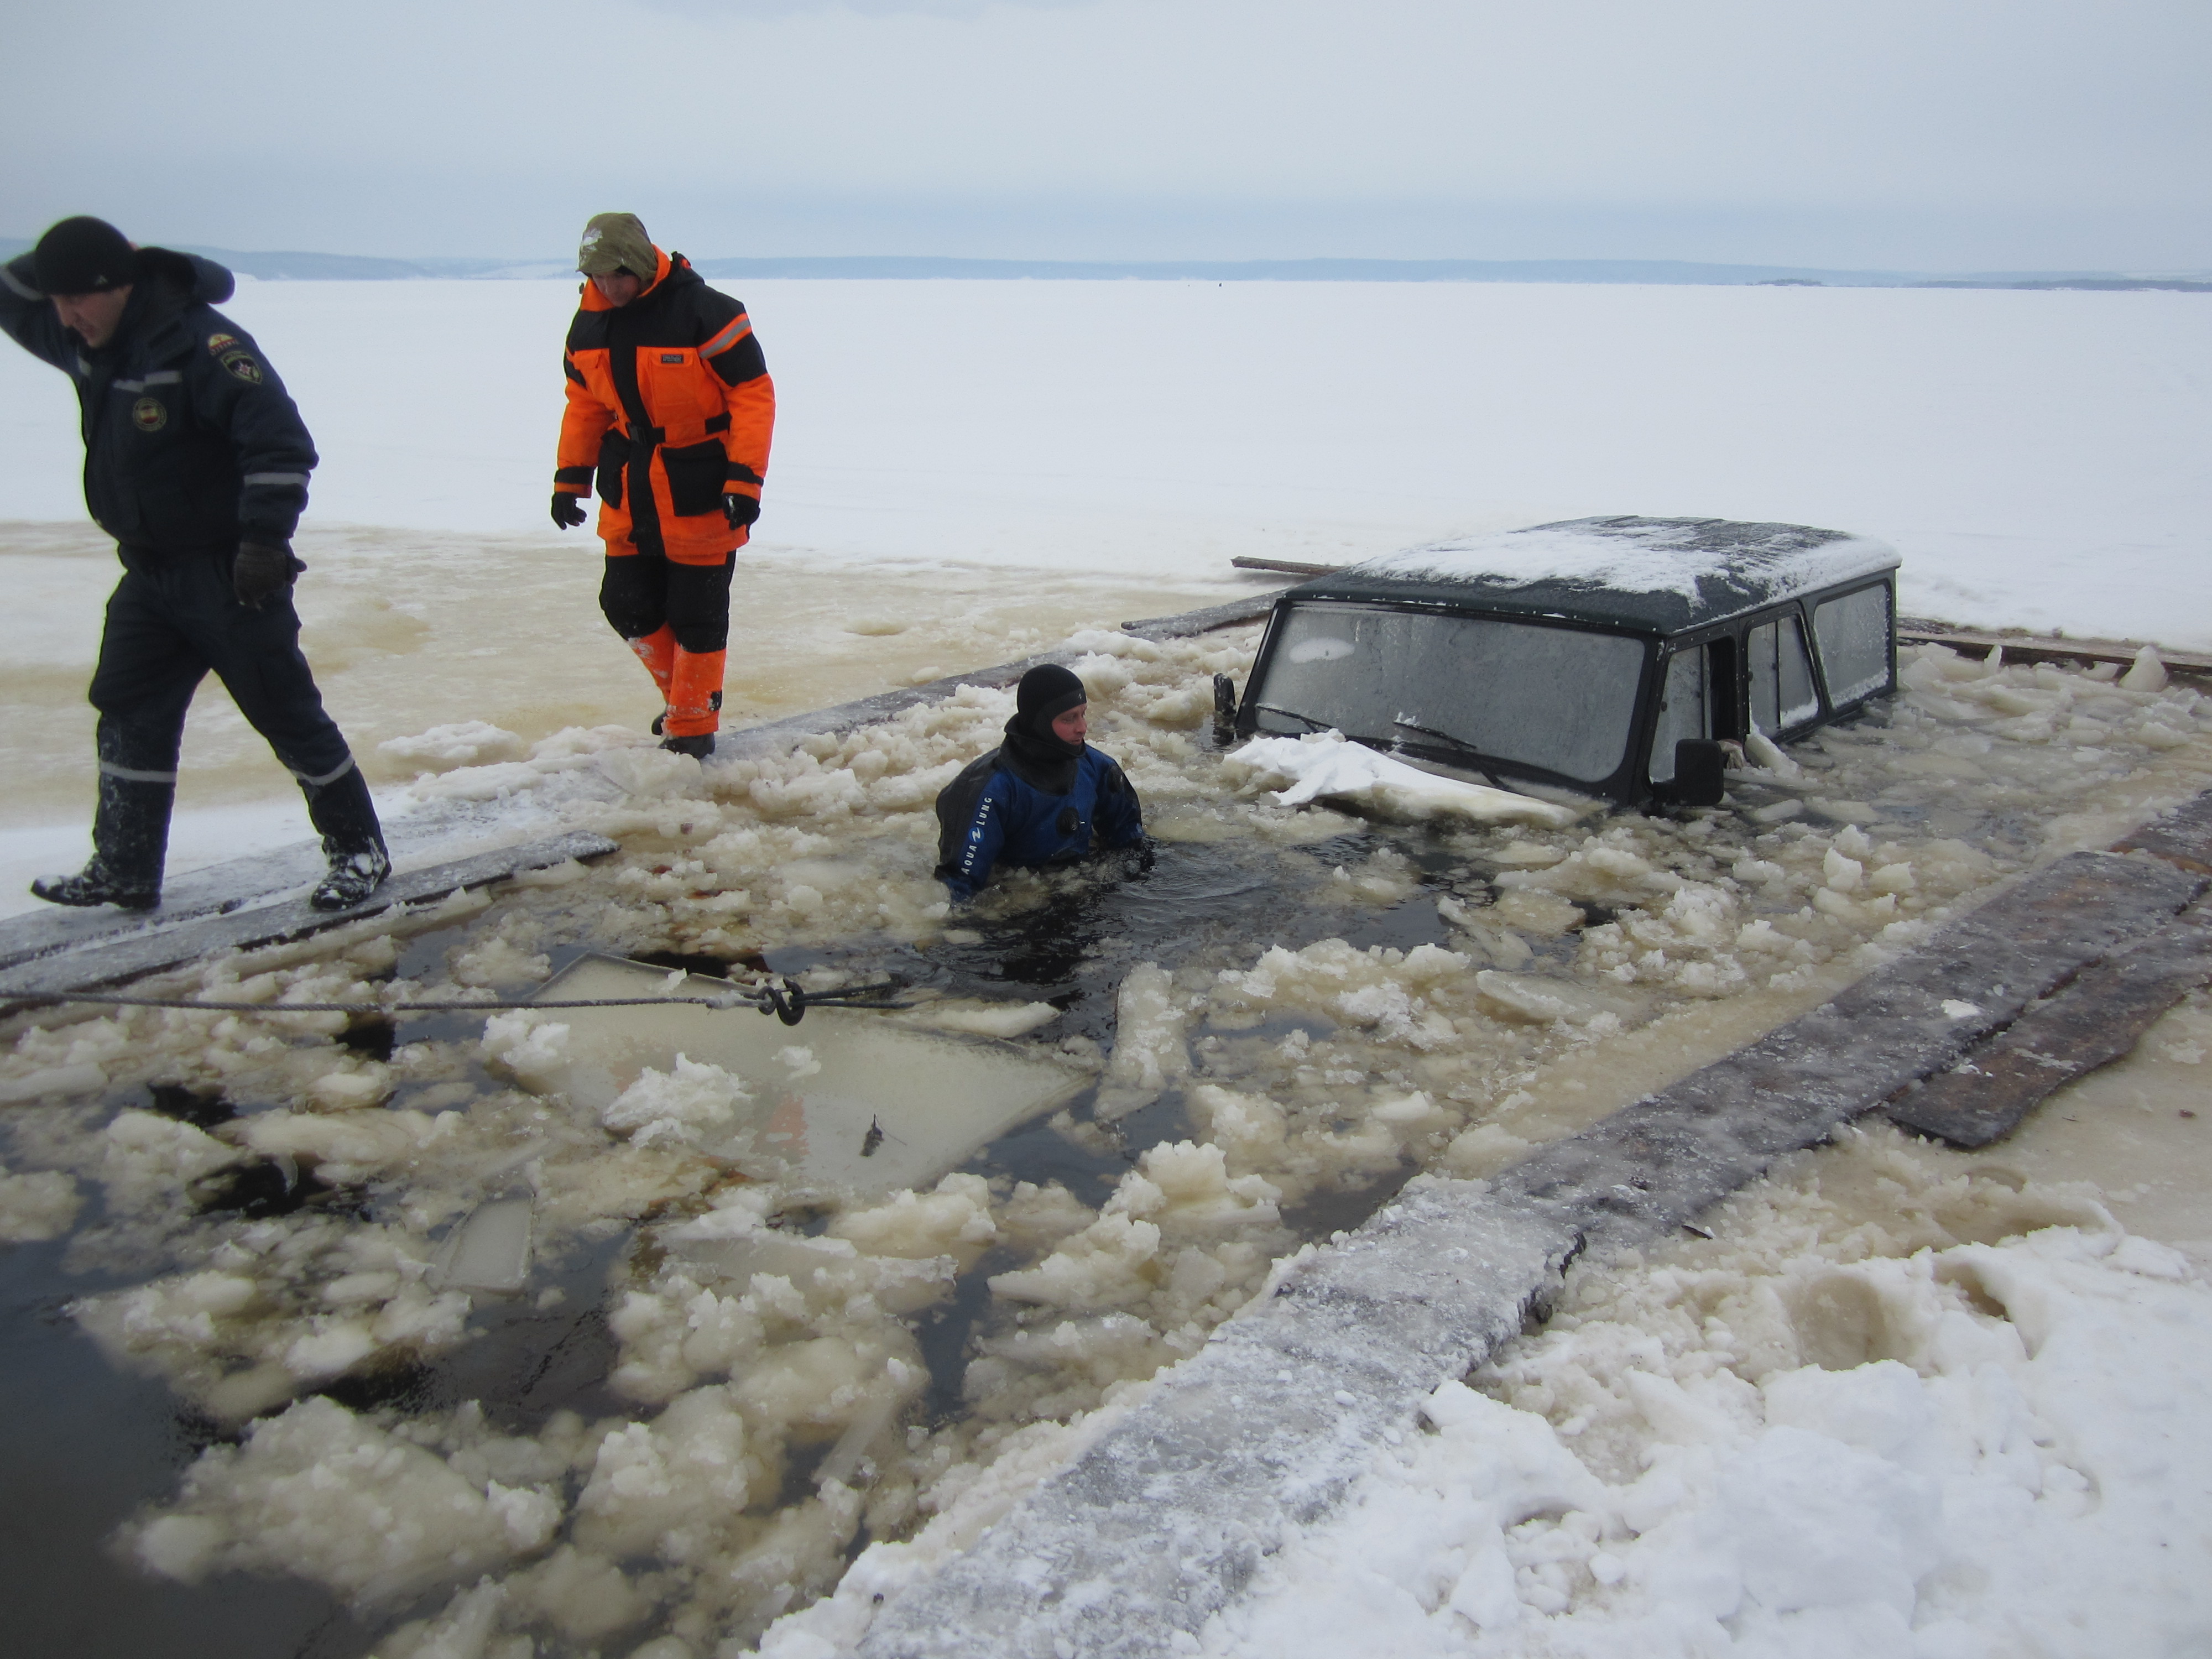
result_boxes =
[1237,515,1902,808]
[1298,515,1900,636]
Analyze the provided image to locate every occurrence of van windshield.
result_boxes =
[1249,602,1650,785]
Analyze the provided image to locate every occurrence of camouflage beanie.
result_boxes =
[577,212,657,278]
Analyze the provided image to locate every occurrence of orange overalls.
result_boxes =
[554,247,774,737]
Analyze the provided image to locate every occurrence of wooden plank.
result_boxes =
[1885,903,2212,1147]
[2110,790,2212,875]
[717,652,1068,763]
[1897,624,2212,676]
[0,831,619,1000]
[721,590,1291,763]
[0,841,334,974]
[1493,848,2206,1235]
[1229,555,1345,576]
[1119,590,1285,639]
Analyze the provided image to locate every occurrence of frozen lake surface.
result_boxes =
[2,279,2210,1656]
[7,618,2212,1656]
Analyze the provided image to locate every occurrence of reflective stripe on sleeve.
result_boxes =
[700,315,754,358]
[243,472,310,487]
[1,265,39,300]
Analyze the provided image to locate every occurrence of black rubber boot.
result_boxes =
[32,765,175,909]
[30,864,160,911]
[299,763,390,912]
[652,691,716,738]
[310,848,392,912]
[660,733,715,759]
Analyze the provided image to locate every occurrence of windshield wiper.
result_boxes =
[1391,719,1509,790]
[1251,703,1335,734]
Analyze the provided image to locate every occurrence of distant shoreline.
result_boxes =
[1,241,2205,291]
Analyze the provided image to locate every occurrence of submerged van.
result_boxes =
[1230,516,1900,810]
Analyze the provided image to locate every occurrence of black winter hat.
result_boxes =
[33,216,137,296]
[1015,664,1086,722]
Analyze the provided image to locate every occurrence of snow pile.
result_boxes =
[127,1395,564,1601]
[1225,731,1585,826]
[0,1162,80,1241]
[1197,1131,2212,1656]
[378,721,529,772]
[600,1054,754,1151]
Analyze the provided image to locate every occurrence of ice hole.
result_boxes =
[519,956,1088,1197]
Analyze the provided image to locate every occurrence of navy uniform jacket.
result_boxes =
[934,745,1146,900]
[0,249,316,560]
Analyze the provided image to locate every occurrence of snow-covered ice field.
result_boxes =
[3,279,2211,1658]
[7,278,2209,896]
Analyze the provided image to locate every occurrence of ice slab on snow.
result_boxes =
[1225,731,1583,827]
[520,956,1087,1196]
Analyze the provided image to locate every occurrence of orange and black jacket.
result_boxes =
[555,248,774,564]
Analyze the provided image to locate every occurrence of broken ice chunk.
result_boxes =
[1224,732,1583,826]
[2122,645,2167,693]
[431,1198,534,1294]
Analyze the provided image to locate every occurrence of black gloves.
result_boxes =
[233,541,294,608]
[723,493,759,530]
[551,492,588,529]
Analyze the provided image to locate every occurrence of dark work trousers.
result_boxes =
[87,548,383,893]
[598,551,735,654]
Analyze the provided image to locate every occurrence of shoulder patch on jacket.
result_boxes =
[220,350,263,384]
[206,332,240,354]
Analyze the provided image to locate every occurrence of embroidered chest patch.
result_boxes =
[131,397,168,432]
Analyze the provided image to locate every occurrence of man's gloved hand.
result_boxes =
[551,492,589,530]
[233,541,294,608]
[723,493,759,530]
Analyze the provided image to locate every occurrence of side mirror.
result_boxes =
[1212,674,1239,742]
[1670,739,1727,806]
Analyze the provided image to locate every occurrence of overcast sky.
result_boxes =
[4,0,2207,270]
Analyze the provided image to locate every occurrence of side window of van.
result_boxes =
[1746,614,1819,733]
[1648,645,1708,782]
[1812,585,1893,705]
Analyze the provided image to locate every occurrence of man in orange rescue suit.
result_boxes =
[550,212,774,758]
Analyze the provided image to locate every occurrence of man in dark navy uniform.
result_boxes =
[933,665,1147,901]
[1,216,387,912]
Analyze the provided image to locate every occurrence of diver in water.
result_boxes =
[933,664,1147,901]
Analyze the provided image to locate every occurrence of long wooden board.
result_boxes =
[1229,555,1344,577]
[1119,590,1283,639]
[1895,623,2212,677]
[1886,902,2212,1148]
[0,830,618,1000]
[2111,787,2212,875]
[0,839,337,974]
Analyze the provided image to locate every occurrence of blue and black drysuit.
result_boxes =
[934,744,1146,901]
